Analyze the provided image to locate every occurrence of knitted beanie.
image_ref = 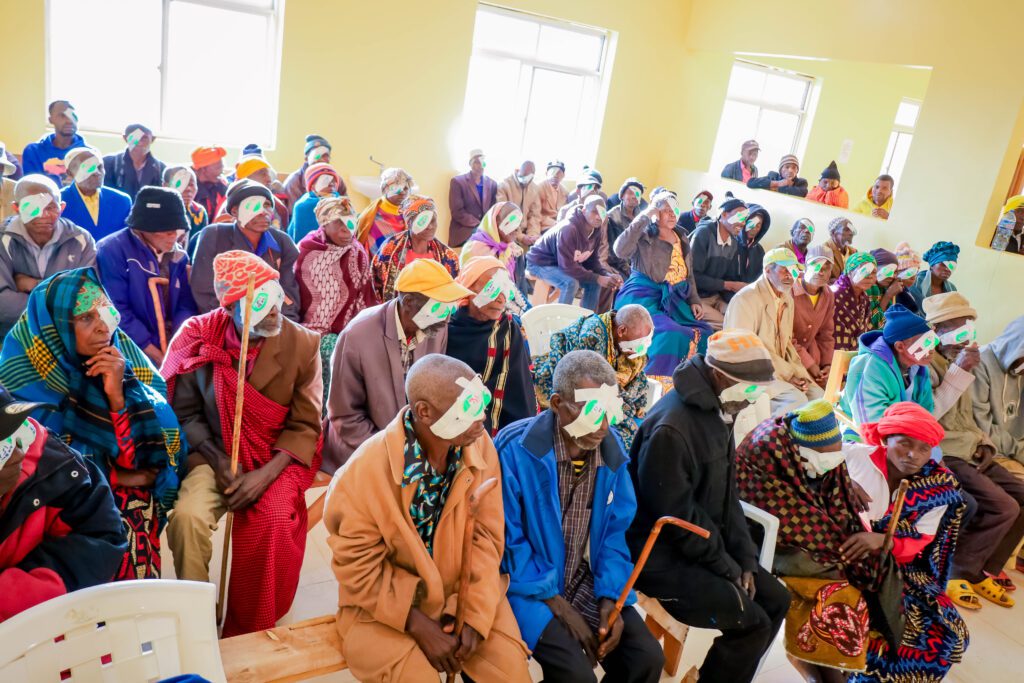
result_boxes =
[304,134,331,155]
[882,304,931,345]
[789,399,842,449]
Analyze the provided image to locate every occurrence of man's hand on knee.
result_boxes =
[407,608,460,675]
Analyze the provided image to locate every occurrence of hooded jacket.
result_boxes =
[974,316,1024,461]
[852,186,894,218]
[627,356,759,581]
[526,206,610,284]
[690,216,740,299]
[838,330,935,427]
[734,204,771,283]
[21,133,87,185]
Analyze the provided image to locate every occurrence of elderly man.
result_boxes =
[690,194,748,329]
[325,354,531,681]
[283,134,344,207]
[806,161,849,209]
[822,216,857,283]
[165,165,209,249]
[557,168,604,221]
[497,349,664,683]
[629,330,790,683]
[924,293,1024,608]
[676,190,713,235]
[725,248,822,415]
[228,151,290,230]
[605,178,645,280]
[191,145,229,219]
[449,149,497,248]
[497,160,542,242]
[96,186,197,366]
[538,160,569,231]
[791,245,835,388]
[853,174,895,220]
[532,305,654,451]
[746,153,808,197]
[21,100,86,184]
[779,218,815,265]
[102,124,166,200]
[526,195,621,311]
[975,315,1024,463]
[721,139,759,182]
[59,147,132,242]
[190,179,300,320]
[162,250,322,637]
[324,259,472,473]
[0,174,96,336]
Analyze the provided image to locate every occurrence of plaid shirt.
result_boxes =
[554,425,602,629]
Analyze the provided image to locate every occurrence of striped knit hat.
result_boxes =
[789,399,842,449]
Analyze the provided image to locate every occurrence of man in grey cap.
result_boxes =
[721,140,759,182]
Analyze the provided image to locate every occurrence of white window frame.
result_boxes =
[723,59,815,158]
[880,97,921,179]
[44,0,285,147]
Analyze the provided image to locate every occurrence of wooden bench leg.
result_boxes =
[662,630,684,678]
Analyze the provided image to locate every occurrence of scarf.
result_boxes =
[372,231,460,302]
[297,228,375,334]
[599,311,646,388]
[462,202,516,272]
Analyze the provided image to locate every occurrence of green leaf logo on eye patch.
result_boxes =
[344,218,356,231]
[252,292,269,312]
[583,399,605,426]
[174,178,183,188]
[414,213,431,230]
[463,393,485,417]
[85,162,98,174]
[955,330,969,342]
[20,200,41,218]
[430,302,441,314]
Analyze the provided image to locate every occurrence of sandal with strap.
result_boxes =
[991,570,1017,592]
[972,577,1015,608]
[946,580,983,610]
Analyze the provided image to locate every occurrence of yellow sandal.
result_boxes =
[946,580,983,610]
[972,577,1015,608]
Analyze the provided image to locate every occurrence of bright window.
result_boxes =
[459,4,611,176]
[46,0,284,147]
[710,60,814,175]
[880,98,921,185]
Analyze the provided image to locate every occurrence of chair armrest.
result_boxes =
[739,501,779,571]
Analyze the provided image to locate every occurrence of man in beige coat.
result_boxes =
[496,160,542,243]
[724,247,822,415]
[325,354,531,681]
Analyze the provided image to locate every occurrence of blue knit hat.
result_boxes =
[923,240,960,266]
[789,399,842,449]
[304,134,331,155]
[882,304,931,344]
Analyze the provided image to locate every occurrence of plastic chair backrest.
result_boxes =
[739,501,779,571]
[521,303,591,357]
[645,378,664,408]
[0,580,226,683]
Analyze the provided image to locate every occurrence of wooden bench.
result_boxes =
[219,615,346,683]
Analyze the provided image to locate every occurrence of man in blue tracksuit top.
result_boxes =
[495,349,663,682]
[21,100,87,185]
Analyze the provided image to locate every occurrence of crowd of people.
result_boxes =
[2,104,1024,683]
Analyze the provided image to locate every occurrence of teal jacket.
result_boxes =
[839,330,934,427]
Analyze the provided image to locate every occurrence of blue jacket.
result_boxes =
[495,410,637,649]
[95,228,197,352]
[288,190,338,243]
[21,133,86,184]
[60,184,132,243]
[839,330,934,427]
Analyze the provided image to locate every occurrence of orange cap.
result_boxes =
[191,146,227,169]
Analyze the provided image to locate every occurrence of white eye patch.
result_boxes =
[410,210,435,234]
[18,193,53,223]
[429,375,492,439]
[498,208,523,235]
[412,298,458,330]
[75,156,101,183]
[238,197,270,227]
[170,169,192,192]
[562,384,624,439]
[472,269,516,309]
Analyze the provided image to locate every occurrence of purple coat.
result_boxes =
[526,206,610,284]
[448,172,497,248]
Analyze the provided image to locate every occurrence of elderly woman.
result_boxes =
[893,242,923,313]
[164,165,208,252]
[613,190,711,387]
[288,162,342,243]
[460,200,528,314]
[832,251,878,351]
[371,195,459,302]
[356,167,414,256]
[910,240,959,310]
[445,256,535,436]
[845,402,968,683]
[296,196,378,407]
[823,217,858,284]
[865,248,901,330]
[0,267,184,580]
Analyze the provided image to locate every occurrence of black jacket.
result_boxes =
[626,356,759,580]
[735,204,772,284]
[747,171,809,198]
[103,149,166,200]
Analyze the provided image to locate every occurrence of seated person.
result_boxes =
[372,195,460,302]
[0,174,96,336]
[605,178,646,280]
[629,331,790,683]
[226,152,290,229]
[844,402,968,683]
[21,100,86,185]
[746,153,808,197]
[0,388,126,622]
[449,149,498,248]
[0,267,184,580]
[326,354,531,681]
[60,147,132,242]
[831,252,878,352]
[533,304,654,451]
[779,218,815,265]
[734,203,771,284]
[287,162,341,243]
[95,186,197,367]
[496,160,542,244]
[676,190,712,235]
[162,250,321,637]
[721,139,759,181]
[460,201,528,314]
[689,194,748,329]
[821,217,857,283]
[974,314,1024,463]
[866,248,900,329]
[323,259,472,473]
[527,195,620,311]
[805,161,849,209]
[925,293,1024,608]
[792,246,836,389]
[497,350,665,683]
[356,167,413,256]
[189,179,300,319]
[556,168,604,221]
[165,165,209,251]
[910,240,959,310]
[283,134,344,206]
[604,176,648,212]
[446,257,536,436]
[852,174,894,220]
[893,242,923,313]
[102,124,165,200]
[725,248,823,414]
[538,160,568,231]
[190,145,228,219]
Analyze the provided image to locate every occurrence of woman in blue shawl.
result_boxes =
[0,267,185,579]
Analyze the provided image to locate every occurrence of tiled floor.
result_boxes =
[162,490,1024,682]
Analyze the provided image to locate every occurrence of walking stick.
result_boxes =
[882,480,911,552]
[216,274,257,630]
[605,516,711,633]
[454,477,499,636]
[147,277,170,353]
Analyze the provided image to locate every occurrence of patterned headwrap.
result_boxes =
[828,216,856,236]
[400,195,436,230]
[895,241,921,271]
[380,167,413,194]
[212,250,280,307]
[923,241,960,266]
[861,401,945,448]
[843,251,876,275]
[314,196,354,227]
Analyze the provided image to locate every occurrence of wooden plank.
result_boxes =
[219,615,346,683]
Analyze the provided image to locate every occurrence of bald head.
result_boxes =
[614,304,653,343]
[14,174,60,202]
[406,354,475,409]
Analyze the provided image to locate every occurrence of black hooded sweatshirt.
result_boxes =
[735,204,772,284]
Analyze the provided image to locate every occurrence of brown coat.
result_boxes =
[324,411,529,680]
[791,278,836,371]
[537,180,567,230]
[496,175,543,238]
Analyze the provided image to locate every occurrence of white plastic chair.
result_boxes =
[740,500,779,571]
[645,378,664,408]
[0,580,226,683]
[521,303,591,357]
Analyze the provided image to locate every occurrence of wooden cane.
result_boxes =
[605,516,711,633]
[882,479,911,552]
[147,277,170,353]
[216,273,258,629]
[454,477,499,636]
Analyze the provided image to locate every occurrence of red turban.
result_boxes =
[212,250,279,307]
[861,401,945,448]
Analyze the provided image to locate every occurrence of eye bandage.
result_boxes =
[619,332,653,360]
[429,375,492,439]
[472,269,516,308]
[384,183,407,197]
[75,156,101,184]
[563,383,624,439]
[907,330,940,361]
[313,174,335,193]
[410,210,435,234]
[0,418,37,470]
[18,193,53,223]
[596,205,607,221]
[798,219,815,235]
[730,209,749,225]
[306,146,329,164]
[719,382,767,404]
[97,301,121,332]
[498,208,523,235]
[412,298,458,330]
[943,260,957,274]
[126,128,145,148]
[897,267,919,280]
[876,264,897,280]
[851,263,876,284]
[803,259,827,283]
[657,194,681,219]
[238,197,270,227]
[232,279,285,332]
[170,168,192,192]
[693,195,708,209]
[939,320,977,346]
